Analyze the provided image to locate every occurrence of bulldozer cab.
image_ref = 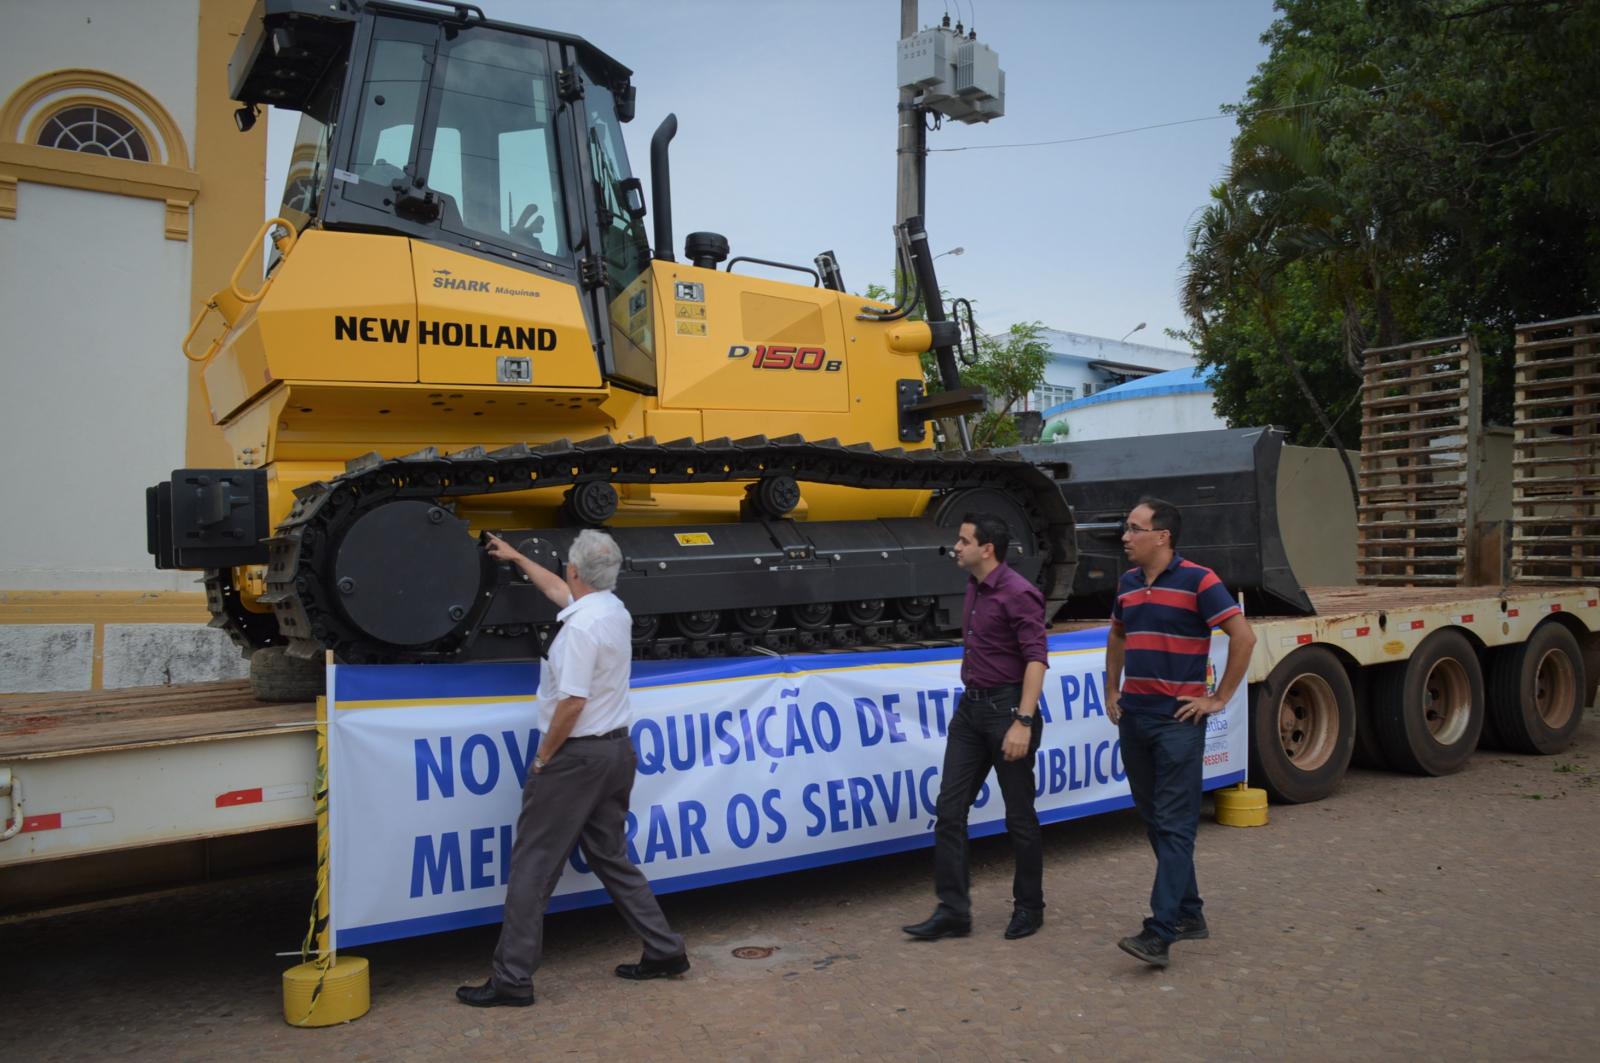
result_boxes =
[234,0,653,388]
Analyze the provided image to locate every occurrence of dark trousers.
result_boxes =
[1118,710,1205,942]
[932,690,1045,919]
[491,735,684,993]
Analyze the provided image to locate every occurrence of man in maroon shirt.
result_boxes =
[903,512,1049,942]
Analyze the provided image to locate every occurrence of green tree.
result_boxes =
[1182,0,1600,440]
[863,281,1049,449]
[962,321,1051,449]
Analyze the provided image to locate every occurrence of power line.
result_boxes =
[929,113,1230,152]
[926,85,1401,154]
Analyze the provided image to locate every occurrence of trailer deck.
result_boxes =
[1,681,317,893]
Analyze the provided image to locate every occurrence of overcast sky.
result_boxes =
[265,0,1278,349]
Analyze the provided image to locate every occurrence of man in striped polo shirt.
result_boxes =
[1105,497,1255,968]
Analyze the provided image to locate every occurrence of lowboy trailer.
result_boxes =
[4,582,1594,914]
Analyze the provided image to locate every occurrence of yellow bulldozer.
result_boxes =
[148,0,1077,698]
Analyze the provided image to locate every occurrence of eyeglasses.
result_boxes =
[1122,523,1165,535]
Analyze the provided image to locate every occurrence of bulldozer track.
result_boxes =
[203,566,283,656]
[260,433,1076,663]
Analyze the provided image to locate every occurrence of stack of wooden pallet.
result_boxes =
[1356,335,1482,585]
[1512,314,1600,585]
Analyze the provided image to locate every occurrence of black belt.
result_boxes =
[568,727,629,741]
[963,682,1022,700]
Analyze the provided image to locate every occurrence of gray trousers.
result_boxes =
[491,734,684,992]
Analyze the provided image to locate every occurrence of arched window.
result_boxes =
[1,69,193,234]
[37,104,150,161]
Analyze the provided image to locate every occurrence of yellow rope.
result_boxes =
[293,714,333,1025]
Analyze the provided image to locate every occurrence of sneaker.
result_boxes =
[1117,929,1170,968]
[1173,914,1209,941]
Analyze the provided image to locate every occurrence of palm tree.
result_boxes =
[1180,56,1411,505]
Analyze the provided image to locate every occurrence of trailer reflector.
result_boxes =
[216,782,308,808]
[8,807,114,833]
[216,788,263,807]
[1410,620,1426,630]
[1340,626,1371,638]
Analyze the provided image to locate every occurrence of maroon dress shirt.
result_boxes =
[960,561,1048,688]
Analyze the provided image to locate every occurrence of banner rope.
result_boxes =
[296,715,332,1025]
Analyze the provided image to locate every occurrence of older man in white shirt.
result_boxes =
[457,529,688,1008]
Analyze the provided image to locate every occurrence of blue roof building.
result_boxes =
[1039,365,1224,442]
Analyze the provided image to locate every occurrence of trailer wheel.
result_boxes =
[1248,647,1355,804]
[1371,630,1484,775]
[249,646,326,703]
[1486,622,1586,755]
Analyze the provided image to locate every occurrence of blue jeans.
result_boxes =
[1117,711,1204,942]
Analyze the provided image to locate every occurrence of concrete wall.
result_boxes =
[1277,445,1358,587]
[1479,427,1513,523]
[0,184,193,591]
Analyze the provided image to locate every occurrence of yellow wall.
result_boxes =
[187,0,263,468]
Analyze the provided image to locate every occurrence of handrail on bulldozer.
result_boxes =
[182,216,298,364]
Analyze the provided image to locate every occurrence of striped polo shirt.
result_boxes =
[1110,553,1241,716]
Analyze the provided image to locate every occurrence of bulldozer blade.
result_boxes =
[1016,426,1314,618]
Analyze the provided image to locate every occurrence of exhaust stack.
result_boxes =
[650,113,677,262]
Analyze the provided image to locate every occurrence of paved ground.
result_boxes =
[7,709,1600,1062]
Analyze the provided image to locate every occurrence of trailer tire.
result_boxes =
[1486,622,1585,755]
[250,646,326,703]
[1371,630,1484,776]
[1476,695,1507,751]
[1351,682,1389,770]
[1248,647,1356,804]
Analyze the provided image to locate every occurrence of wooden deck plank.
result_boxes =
[0,681,314,758]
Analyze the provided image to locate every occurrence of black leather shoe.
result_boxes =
[1004,908,1043,940]
[1173,914,1209,941]
[455,978,535,1007]
[615,953,691,980]
[1117,929,1171,968]
[901,910,972,940]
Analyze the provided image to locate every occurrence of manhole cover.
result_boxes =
[731,946,777,960]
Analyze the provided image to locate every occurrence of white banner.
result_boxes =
[328,629,1247,947]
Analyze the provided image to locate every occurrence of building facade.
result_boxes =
[1025,328,1198,414]
[0,0,265,691]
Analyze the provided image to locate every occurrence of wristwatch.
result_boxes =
[1011,709,1037,725]
[533,755,547,773]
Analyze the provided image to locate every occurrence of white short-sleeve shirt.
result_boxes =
[535,589,633,736]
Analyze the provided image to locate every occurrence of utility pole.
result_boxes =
[895,0,923,235]
[894,3,1004,258]
[893,4,1005,449]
